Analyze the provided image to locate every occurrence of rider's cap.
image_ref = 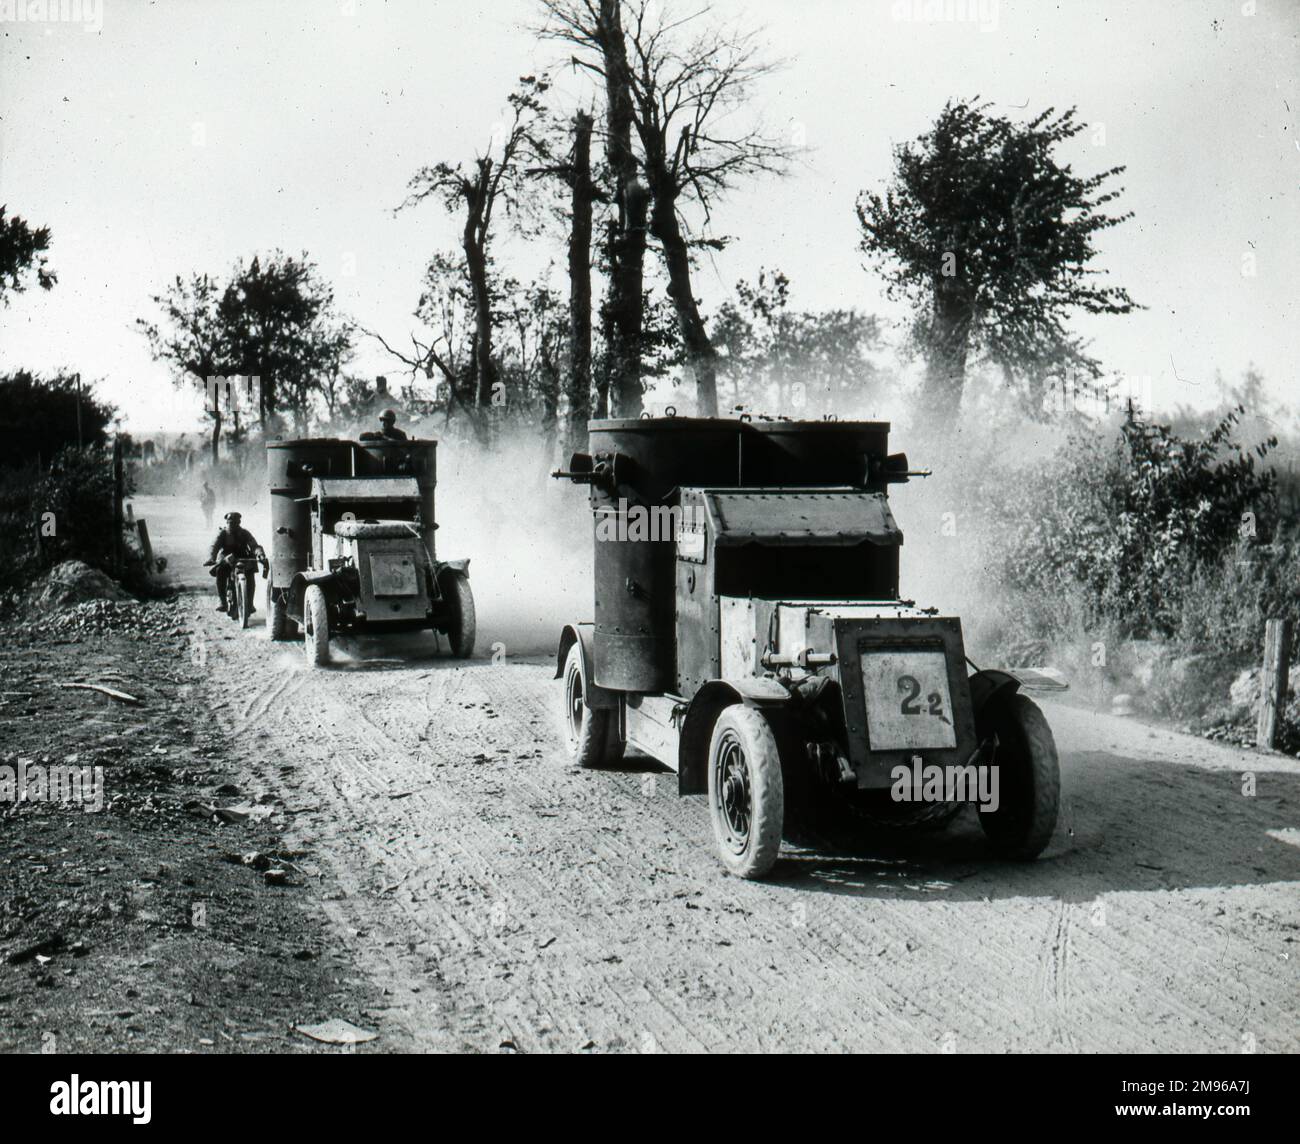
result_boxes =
[380,408,397,423]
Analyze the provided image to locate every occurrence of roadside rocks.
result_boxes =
[31,560,134,610]
[19,598,183,641]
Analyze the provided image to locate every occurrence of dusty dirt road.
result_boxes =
[144,492,1300,1054]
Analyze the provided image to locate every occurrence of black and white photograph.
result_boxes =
[0,0,1296,1100]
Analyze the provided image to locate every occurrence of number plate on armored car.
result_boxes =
[369,553,418,597]
[860,649,957,750]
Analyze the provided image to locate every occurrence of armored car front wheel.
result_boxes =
[303,585,330,668]
[439,569,476,659]
[563,644,624,768]
[707,706,785,880]
[978,693,1059,860]
[269,593,295,641]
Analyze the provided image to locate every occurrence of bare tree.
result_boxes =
[401,76,553,422]
[624,2,791,415]
[540,1,650,419]
[542,1,791,417]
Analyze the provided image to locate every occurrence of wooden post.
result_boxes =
[136,519,154,570]
[1257,618,1293,750]
[112,436,125,578]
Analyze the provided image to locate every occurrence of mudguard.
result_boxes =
[289,568,352,614]
[968,668,1022,739]
[438,558,471,577]
[554,623,619,709]
[678,677,794,796]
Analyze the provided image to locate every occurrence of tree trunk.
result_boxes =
[921,285,970,425]
[210,409,222,466]
[650,190,719,416]
[609,180,647,417]
[567,111,594,454]
[466,247,495,409]
[598,0,645,418]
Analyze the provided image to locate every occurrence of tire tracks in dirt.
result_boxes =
[193,602,1300,1053]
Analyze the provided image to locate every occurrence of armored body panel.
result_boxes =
[267,438,358,588]
[583,417,896,693]
[357,440,437,557]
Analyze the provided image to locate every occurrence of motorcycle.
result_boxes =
[205,552,269,629]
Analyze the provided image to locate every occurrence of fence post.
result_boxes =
[136,519,154,570]
[1257,618,1293,750]
[112,436,125,578]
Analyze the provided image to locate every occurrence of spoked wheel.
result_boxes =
[562,643,623,767]
[302,584,330,668]
[237,574,253,629]
[438,569,476,659]
[979,693,1060,859]
[707,706,784,880]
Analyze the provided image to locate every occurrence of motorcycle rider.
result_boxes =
[205,511,266,613]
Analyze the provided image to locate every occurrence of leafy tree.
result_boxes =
[0,370,116,469]
[221,252,349,430]
[136,273,232,462]
[857,100,1138,424]
[0,205,57,303]
[139,255,352,455]
[712,270,884,415]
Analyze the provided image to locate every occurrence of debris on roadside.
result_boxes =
[60,682,142,705]
[293,1018,378,1046]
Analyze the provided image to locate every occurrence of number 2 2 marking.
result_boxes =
[897,675,943,717]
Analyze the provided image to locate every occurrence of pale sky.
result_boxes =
[1,0,1296,432]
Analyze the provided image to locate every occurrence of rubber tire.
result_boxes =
[440,570,476,659]
[978,693,1060,859]
[707,705,785,880]
[238,574,252,629]
[303,584,330,668]
[563,643,624,767]
[269,594,294,641]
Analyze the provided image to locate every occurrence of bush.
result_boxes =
[0,445,140,593]
[975,405,1278,640]
[961,405,1293,722]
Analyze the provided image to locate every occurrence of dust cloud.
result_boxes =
[434,428,592,659]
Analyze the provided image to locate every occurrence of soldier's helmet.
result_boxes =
[225,511,242,526]
[380,409,397,425]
